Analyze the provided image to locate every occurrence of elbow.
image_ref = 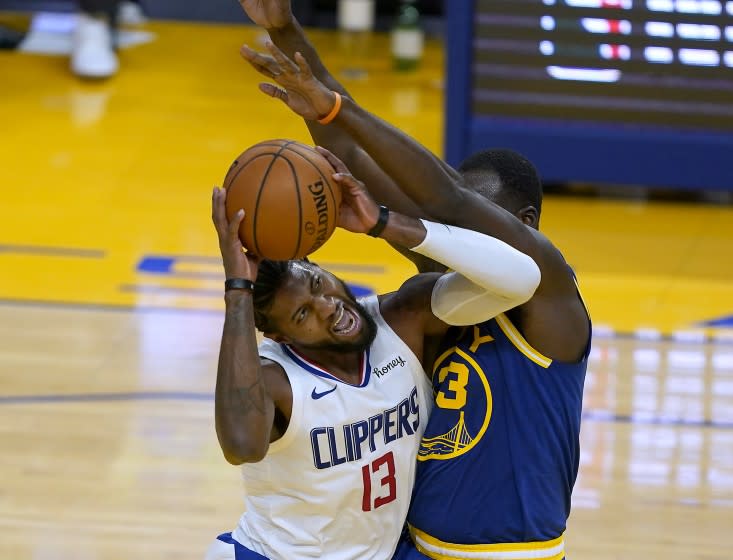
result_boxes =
[222,443,268,465]
[508,256,541,304]
[218,433,269,465]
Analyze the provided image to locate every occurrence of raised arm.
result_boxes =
[238,0,428,216]
[243,44,590,362]
[212,187,287,464]
[247,42,544,255]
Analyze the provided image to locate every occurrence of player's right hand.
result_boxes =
[212,186,260,281]
[238,0,293,30]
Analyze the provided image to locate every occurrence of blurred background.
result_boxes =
[1,1,732,559]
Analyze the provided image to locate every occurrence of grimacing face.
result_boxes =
[264,263,377,353]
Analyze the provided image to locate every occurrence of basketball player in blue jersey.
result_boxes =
[207,150,541,559]
[236,3,591,559]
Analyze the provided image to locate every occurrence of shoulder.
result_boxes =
[260,357,292,411]
[516,235,591,361]
[522,226,580,299]
[377,273,443,358]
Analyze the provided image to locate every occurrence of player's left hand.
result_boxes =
[317,147,381,235]
[241,42,335,121]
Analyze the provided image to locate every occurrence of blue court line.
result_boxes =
[702,315,733,328]
[0,244,105,258]
[136,256,221,279]
[0,392,731,429]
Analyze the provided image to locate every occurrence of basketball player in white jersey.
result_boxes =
[206,151,541,559]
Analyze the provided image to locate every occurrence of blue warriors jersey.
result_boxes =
[407,310,589,560]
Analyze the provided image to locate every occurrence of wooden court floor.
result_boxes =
[1,17,732,560]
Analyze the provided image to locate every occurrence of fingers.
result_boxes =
[259,82,289,102]
[212,186,227,229]
[228,208,245,240]
[242,43,310,82]
[315,146,349,174]
[293,51,314,79]
[212,186,245,240]
[331,172,365,191]
[240,44,282,79]
[265,41,299,74]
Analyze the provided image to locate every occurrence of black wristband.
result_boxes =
[225,278,255,292]
[367,205,390,237]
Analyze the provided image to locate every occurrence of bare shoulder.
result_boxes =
[527,228,579,295]
[518,232,591,362]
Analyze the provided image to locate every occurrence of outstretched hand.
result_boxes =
[240,42,336,121]
[316,147,381,235]
[238,0,292,30]
[211,187,261,281]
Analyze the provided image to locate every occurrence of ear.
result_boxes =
[517,205,539,229]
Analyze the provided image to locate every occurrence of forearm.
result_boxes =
[330,96,539,255]
[378,214,540,323]
[334,96,462,215]
[267,22,425,217]
[215,291,275,464]
[411,220,540,300]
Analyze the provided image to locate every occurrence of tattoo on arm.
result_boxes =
[228,377,267,416]
[215,293,275,461]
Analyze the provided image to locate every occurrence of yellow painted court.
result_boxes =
[1,16,732,560]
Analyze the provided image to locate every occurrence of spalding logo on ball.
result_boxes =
[223,139,342,260]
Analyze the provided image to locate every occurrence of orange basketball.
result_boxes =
[223,139,341,260]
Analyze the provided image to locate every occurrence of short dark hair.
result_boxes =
[458,148,542,214]
[252,259,302,332]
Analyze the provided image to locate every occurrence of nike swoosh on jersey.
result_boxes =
[311,386,337,400]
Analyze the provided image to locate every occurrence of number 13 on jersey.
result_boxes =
[361,451,397,511]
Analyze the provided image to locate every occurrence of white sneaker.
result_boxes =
[118,1,147,26]
[71,13,119,79]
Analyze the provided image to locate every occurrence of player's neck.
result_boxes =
[290,345,365,384]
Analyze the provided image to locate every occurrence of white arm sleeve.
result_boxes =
[410,220,541,326]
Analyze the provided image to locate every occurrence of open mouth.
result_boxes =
[332,304,359,336]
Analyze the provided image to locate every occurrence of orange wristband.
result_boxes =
[317,92,342,125]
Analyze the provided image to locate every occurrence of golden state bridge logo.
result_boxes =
[418,325,493,461]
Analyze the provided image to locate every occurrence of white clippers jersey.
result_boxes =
[232,295,433,560]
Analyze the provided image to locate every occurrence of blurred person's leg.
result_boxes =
[73,0,120,78]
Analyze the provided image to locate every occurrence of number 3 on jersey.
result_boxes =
[436,362,469,409]
[361,451,396,511]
